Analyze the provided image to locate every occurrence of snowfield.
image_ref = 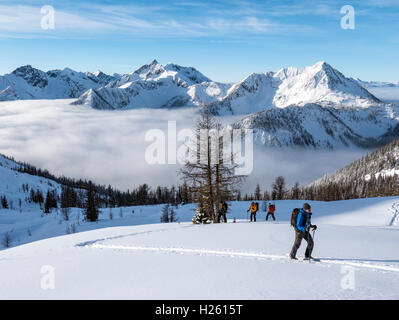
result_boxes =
[0,198,398,299]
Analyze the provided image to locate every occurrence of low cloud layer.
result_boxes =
[0,99,366,192]
[367,87,399,103]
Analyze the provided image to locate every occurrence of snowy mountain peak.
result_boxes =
[93,70,105,77]
[312,61,351,87]
[313,60,329,68]
[73,60,218,109]
[61,67,76,73]
[0,61,387,116]
[85,70,116,85]
[0,65,117,101]
[207,61,383,115]
[132,59,164,77]
[164,63,212,84]
[72,60,387,113]
[11,65,48,89]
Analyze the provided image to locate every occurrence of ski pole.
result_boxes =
[311,228,316,263]
[312,228,316,245]
[308,227,312,263]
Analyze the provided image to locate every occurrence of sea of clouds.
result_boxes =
[0,99,367,192]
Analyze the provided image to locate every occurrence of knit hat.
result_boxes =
[303,203,311,210]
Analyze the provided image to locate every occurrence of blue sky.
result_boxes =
[0,0,398,82]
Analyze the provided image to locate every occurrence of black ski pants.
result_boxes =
[290,230,314,259]
[266,212,275,221]
[217,212,227,223]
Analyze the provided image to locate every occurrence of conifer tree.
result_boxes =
[160,204,170,223]
[1,196,9,209]
[192,196,211,224]
[180,107,245,223]
[44,191,51,213]
[169,207,177,222]
[272,176,286,200]
[254,184,261,200]
[84,181,99,222]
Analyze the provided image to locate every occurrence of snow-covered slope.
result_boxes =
[0,61,388,115]
[0,197,398,299]
[72,60,230,110]
[0,65,116,101]
[209,62,382,115]
[1,152,399,299]
[0,61,390,114]
[311,138,399,187]
[0,154,63,213]
[234,103,399,149]
[73,61,382,113]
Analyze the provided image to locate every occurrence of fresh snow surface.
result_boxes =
[0,197,398,299]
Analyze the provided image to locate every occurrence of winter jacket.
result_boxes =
[219,202,227,214]
[249,203,257,213]
[268,205,275,213]
[296,208,310,232]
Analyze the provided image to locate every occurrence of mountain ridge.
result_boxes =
[0,60,387,115]
[233,103,399,149]
[75,60,384,113]
[0,64,118,101]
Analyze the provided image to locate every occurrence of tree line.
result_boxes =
[2,153,196,208]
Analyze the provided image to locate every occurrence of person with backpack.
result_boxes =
[290,203,317,260]
[266,203,276,221]
[247,202,258,222]
[217,201,228,223]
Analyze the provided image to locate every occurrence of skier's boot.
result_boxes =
[304,256,316,261]
[290,256,298,260]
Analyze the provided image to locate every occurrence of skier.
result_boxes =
[247,202,258,222]
[290,203,317,260]
[217,201,228,223]
[266,203,276,221]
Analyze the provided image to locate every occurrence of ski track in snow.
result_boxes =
[82,242,399,274]
[75,224,196,247]
[388,202,399,226]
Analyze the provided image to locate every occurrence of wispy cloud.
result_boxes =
[0,5,119,37]
[0,2,320,39]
